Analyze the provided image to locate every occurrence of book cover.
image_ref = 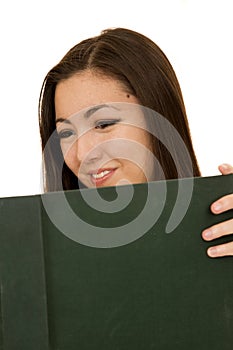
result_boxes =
[0,174,233,349]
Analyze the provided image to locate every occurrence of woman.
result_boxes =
[39,27,233,257]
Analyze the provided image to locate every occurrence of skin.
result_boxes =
[55,70,233,258]
[55,70,155,188]
[202,164,233,258]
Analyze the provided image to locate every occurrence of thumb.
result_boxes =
[218,163,233,175]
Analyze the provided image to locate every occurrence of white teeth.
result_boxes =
[91,170,111,179]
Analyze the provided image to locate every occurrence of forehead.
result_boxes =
[54,71,138,120]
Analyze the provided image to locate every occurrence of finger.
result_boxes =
[202,218,233,241]
[218,163,233,175]
[211,194,233,214]
[207,241,233,258]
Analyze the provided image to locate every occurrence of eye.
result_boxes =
[95,119,120,129]
[57,129,76,139]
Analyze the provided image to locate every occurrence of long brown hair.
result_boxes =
[39,27,201,192]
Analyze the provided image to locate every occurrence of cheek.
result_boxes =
[118,125,152,147]
[117,128,153,157]
[136,130,153,150]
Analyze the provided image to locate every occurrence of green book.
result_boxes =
[0,174,233,349]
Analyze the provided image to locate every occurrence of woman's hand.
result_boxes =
[202,163,233,258]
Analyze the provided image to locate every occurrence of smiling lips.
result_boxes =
[89,168,116,186]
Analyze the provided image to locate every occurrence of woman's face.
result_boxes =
[55,70,155,188]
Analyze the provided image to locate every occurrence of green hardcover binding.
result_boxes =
[0,196,49,349]
[0,174,233,349]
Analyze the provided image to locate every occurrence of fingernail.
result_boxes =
[203,229,212,239]
[208,247,217,257]
[212,202,222,212]
[220,163,229,170]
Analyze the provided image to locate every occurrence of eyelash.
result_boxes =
[95,119,120,129]
[57,129,75,139]
[57,119,120,139]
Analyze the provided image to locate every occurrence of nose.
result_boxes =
[76,131,102,164]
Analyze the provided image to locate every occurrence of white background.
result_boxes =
[0,0,232,198]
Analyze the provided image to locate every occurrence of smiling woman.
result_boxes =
[39,27,201,192]
[39,27,233,258]
[55,72,155,188]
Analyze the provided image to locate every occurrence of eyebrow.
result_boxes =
[56,104,120,124]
